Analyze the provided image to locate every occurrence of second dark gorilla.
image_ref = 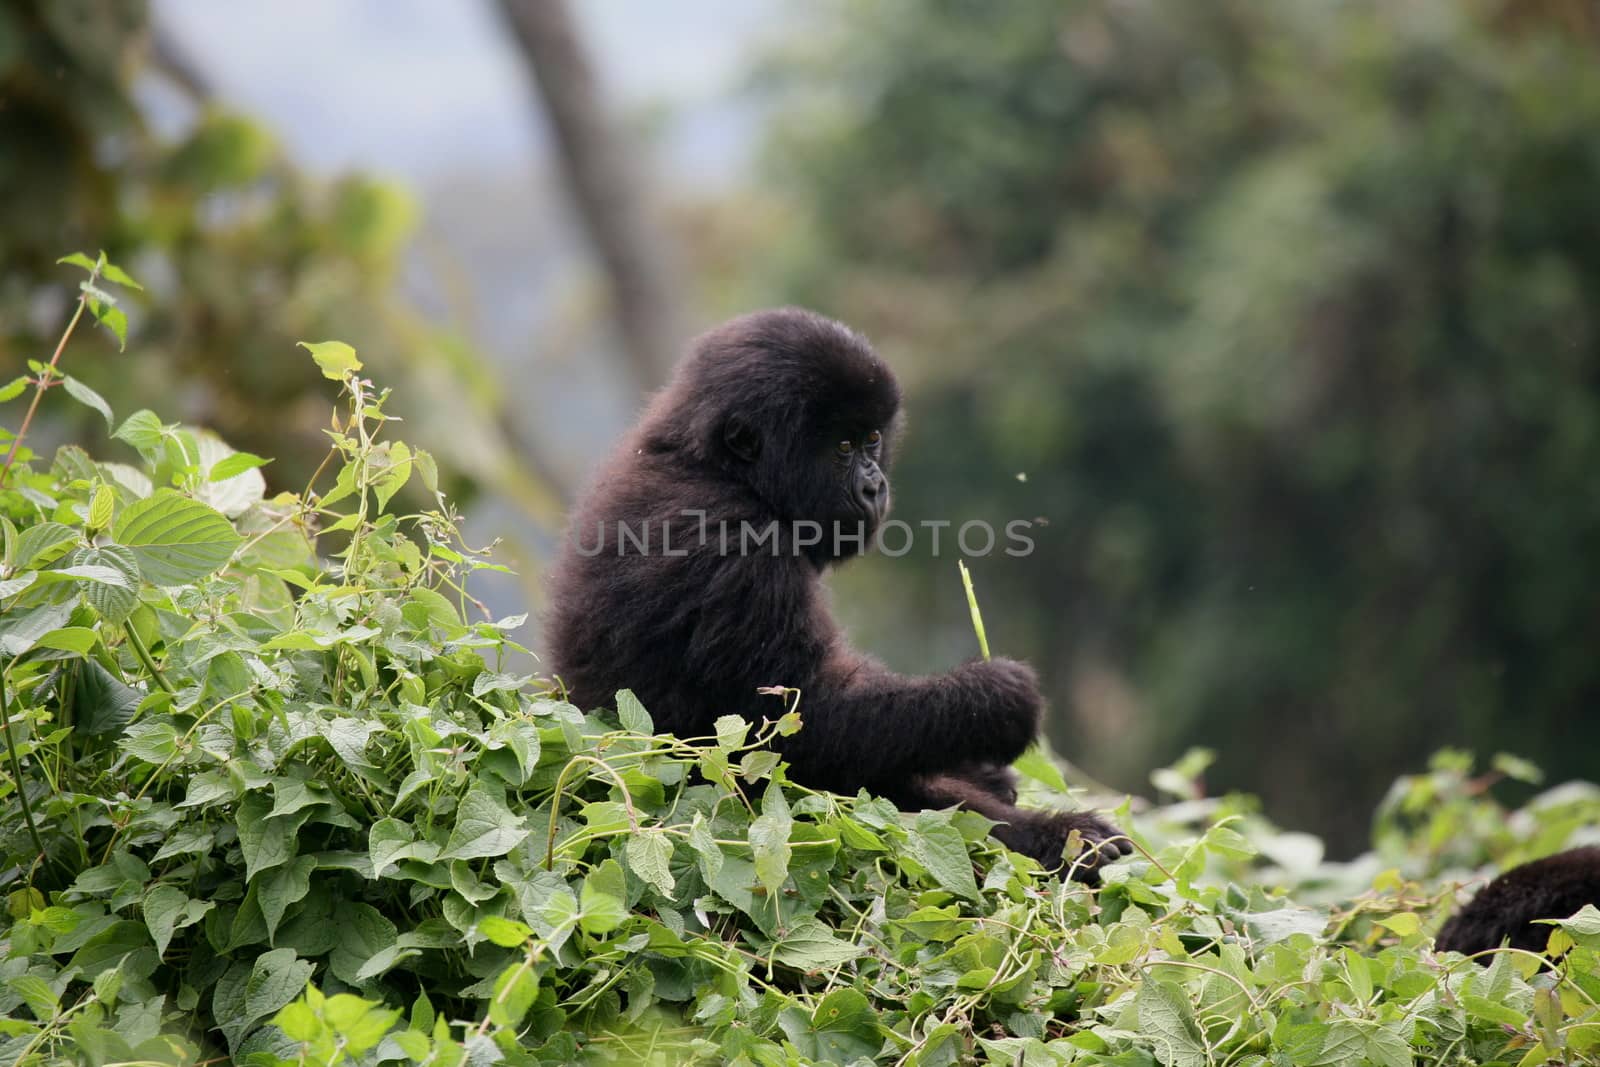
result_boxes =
[546,307,1128,879]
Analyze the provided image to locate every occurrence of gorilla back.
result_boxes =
[544,307,1129,877]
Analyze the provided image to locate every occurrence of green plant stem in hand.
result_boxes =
[958,559,990,661]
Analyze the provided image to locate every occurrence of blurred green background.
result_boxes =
[4,0,1597,852]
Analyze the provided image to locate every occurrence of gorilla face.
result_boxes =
[685,309,902,561]
[827,425,891,532]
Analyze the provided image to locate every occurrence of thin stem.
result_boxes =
[0,667,47,866]
[1,266,100,487]
[125,625,176,695]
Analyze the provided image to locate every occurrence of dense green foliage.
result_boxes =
[4,262,1600,1065]
[0,0,555,527]
[760,0,1600,848]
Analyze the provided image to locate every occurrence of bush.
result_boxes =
[3,258,1600,1065]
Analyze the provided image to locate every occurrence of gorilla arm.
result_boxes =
[678,547,1044,796]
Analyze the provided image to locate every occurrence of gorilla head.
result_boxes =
[545,307,1129,880]
[639,308,901,558]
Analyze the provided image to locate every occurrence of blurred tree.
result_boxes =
[757,0,1600,849]
[0,0,562,527]
[496,0,688,393]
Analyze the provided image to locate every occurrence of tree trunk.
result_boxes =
[495,0,687,391]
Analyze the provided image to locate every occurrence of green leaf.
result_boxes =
[441,782,528,861]
[70,545,141,623]
[7,974,59,1021]
[1136,980,1206,1067]
[208,451,270,482]
[70,658,143,736]
[113,490,241,585]
[616,688,653,734]
[0,601,75,657]
[1011,744,1070,793]
[143,884,212,958]
[908,813,979,900]
[86,483,115,531]
[580,859,629,935]
[714,714,748,749]
[87,297,129,350]
[57,375,115,429]
[768,917,862,970]
[99,259,143,290]
[688,814,724,884]
[29,626,99,654]
[0,375,28,403]
[488,961,539,1029]
[236,794,295,882]
[372,441,411,512]
[56,252,99,272]
[624,831,676,898]
[750,783,793,896]
[258,856,317,943]
[245,949,316,1038]
[809,988,881,1063]
[113,409,165,453]
[477,915,534,949]
[299,340,363,381]
[13,521,77,568]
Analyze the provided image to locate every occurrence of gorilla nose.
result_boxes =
[856,472,885,514]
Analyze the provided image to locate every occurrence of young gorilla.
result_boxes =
[1436,846,1600,958]
[546,307,1129,879]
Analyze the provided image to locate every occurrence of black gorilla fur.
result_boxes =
[546,307,1129,879]
[1436,846,1600,958]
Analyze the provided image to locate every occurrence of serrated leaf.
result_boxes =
[88,298,129,350]
[87,483,115,531]
[13,521,77,568]
[1136,980,1206,1067]
[71,545,141,622]
[113,410,164,453]
[114,489,241,585]
[0,375,28,403]
[624,831,676,898]
[300,340,362,380]
[0,601,74,657]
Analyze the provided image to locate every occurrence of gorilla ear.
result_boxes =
[722,416,761,463]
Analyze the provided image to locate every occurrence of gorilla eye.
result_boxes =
[866,430,882,446]
[837,440,853,455]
